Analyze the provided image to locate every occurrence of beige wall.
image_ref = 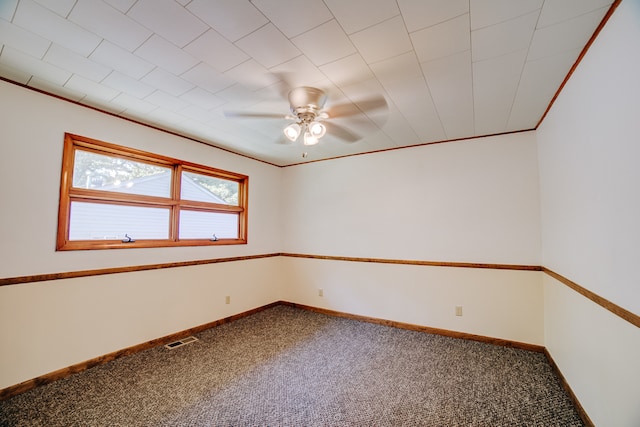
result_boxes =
[537,0,640,425]
[281,257,543,345]
[0,80,283,389]
[281,132,541,265]
[280,132,544,345]
[0,258,283,389]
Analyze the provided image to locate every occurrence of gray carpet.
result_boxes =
[0,305,583,426]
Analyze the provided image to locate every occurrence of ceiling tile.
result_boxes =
[0,1,18,20]
[242,95,290,117]
[28,76,85,100]
[235,23,302,69]
[102,0,136,14]
[360,129,397,151]
[141,68,193,96]
[180,87,226,110]
[82,97,127,114]
[135,35,199,75]
[320,54,374,88]
[411,14,470,63]
[379,106,422,146]
[127,0,208,47]
[404,106,446,142]
[90,41,154,79]
[33,0,75,17]
[292,20,356,66]
[350,15,412,64]
[186,0,267,42]
[508,48,581,130]
[0,0,613,166]
[422,50,474,139]
[0,61,31,84]
[69,0,151,52]
[251,0,333,38]
[215,83,261,110]
[181,62,235,94]
[112,92,156,114]
[317,130,374,156]
[223,59,279,91]
[145,90,189,112]
[13,0,101,56]
[103,71,156,98]
[473,49,527,134]
[527,7,609,61]
[538,0,612,28]
[0,18,50,58]
[383,77,445,141]
[399,0,468,33]
[470,0,543,30]
[324,0,399,34]
[338,78,389,125]
[0,46,70,85]
[65,74,120,101]
[471,10,538,62]
[145,107,186,126]
[44,43,111,81]
[179,104,218,123]
[369,51,423,86]
[269,55,326,88]
[184,29,249,73]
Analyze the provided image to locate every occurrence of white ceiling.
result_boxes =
[0,0,614,166]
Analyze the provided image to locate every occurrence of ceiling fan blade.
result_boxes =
[326,95,388,118]
[324,122,361,143]
[223,111,287,120]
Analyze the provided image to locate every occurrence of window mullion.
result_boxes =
[170,165,183,241]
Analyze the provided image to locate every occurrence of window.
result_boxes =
[57,133,248,250]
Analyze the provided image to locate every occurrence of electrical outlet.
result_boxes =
[318,288,323,297]
[455,306,463,316]
[225,296,231,304]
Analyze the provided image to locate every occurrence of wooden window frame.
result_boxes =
[57,133,248,250]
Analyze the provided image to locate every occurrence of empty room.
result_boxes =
[0,0,638,426]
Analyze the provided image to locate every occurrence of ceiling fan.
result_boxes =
[224,86,387,146]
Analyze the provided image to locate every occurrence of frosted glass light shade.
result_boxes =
[283,123,301,141]
[303,131,319,145]
[308,121,326,138]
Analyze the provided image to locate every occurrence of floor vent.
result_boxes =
[164,336,199,350]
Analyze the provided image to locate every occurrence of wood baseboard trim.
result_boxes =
[0,301,280,401]
[279,301,545,353]
[544,348,594,427]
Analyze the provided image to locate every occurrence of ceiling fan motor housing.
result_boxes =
[289,87,327,123]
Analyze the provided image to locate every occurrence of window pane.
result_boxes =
[179,210,239,239]
[73,150,172,198]
[69,201,169,240]
[181,171,239,205]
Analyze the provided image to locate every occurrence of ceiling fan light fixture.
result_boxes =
[303,131,320,146]
[308,121,326,138]
[283,123,301,141]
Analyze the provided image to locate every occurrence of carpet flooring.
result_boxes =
[0,305,583,426]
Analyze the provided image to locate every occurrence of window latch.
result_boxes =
[122,234,135,243]
[210,233,218,241]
